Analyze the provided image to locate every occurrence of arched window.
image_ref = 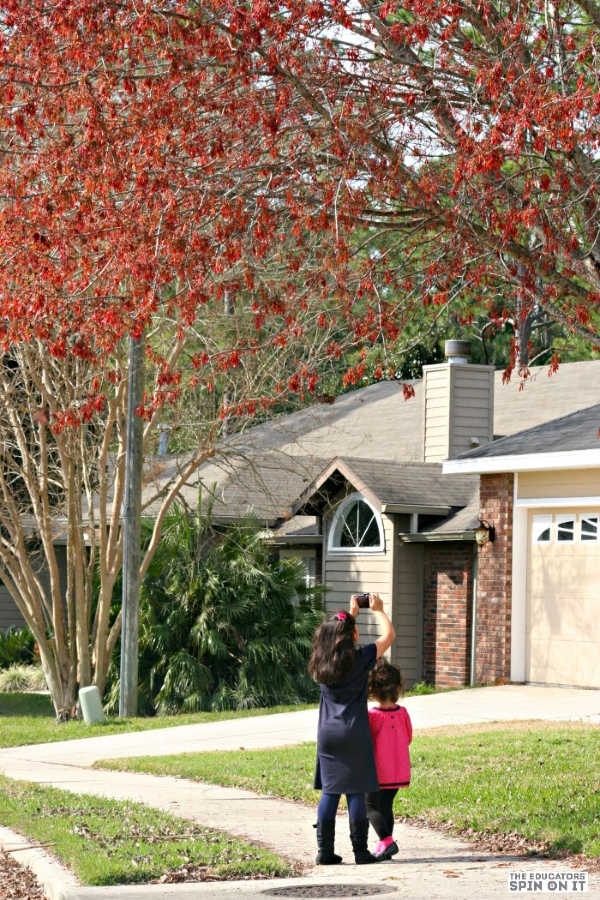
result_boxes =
[328,493,385,553]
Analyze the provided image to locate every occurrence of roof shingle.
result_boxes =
[148,359,600,529]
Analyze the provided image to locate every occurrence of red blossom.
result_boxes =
[0,0,596,423]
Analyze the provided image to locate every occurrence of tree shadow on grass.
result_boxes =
[0,693,53,718]
[547,836,583,856]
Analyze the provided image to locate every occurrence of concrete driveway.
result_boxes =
[1,684,598,768]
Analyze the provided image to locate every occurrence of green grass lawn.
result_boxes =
[0,693,316,749]
[96,723,600,859]
[0,774,294,885]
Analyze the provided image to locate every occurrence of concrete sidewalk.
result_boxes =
[1,685,599,899]
[2,684,599,768]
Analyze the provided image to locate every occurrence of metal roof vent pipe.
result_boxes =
[445,339,471,365]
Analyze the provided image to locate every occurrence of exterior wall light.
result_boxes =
[475,520,496,547]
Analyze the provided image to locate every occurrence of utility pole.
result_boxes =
[221,291,233,438]
[119,332,145,717]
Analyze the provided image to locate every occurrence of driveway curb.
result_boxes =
[0,824,79,900]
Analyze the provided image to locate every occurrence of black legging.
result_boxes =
[366,788,398,839]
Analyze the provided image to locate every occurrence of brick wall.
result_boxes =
[475,473,514,684]
[423,543,473,687]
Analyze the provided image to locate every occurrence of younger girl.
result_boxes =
[366,660,412,861]
[308,593,395,865]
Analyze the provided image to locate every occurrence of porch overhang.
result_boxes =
[398,530,476,543]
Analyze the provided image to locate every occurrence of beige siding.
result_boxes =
[323,505,424,685]
[519,469,600,500]
[323,512,394,647]
[423,362,493,462]
[449,366,494,458]
[0,586,26,632]
[423,367,450,462]
[390,538,423,685]
[0,546,67,634]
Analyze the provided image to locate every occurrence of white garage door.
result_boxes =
[527,509,600,688]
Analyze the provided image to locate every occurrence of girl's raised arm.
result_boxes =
[369,594,396,659]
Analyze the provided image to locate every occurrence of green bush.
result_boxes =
[0,664,46,693]
[0,627,35,669]
[409,681,437,695]
[105,502,325,715]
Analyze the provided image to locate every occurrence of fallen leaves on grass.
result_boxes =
[152,864,276,884]
[70,818,212,848]
[0,849,45,900]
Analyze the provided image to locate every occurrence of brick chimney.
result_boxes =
[422,340,494,462]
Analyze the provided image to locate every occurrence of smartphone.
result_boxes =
[355,593,370,608]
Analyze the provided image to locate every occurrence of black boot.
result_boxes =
[349,819,378,864]
[314,819,342,865]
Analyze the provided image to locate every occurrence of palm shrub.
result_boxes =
[105,502,324,715]
[0,627,35,669]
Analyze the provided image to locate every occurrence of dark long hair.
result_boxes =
[308,611,356,685]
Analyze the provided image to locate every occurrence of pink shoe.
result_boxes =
[373,836,398,861]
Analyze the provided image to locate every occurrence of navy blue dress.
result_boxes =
[314,643,379,794]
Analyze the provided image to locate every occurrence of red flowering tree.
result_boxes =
[0,1,358,716]
[3,1,600,377]
[206,0,600,373]
[1,0,599,714]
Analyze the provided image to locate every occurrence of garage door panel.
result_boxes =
[527,508,600,688]
[528,598,598,641]
[529,553,600,594]
[528,638,600,688]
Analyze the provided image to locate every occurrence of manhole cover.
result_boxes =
[261,886,395,898]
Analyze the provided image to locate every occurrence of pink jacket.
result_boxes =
[368,705,412,789]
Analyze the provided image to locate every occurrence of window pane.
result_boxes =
[305,556,316,588]
[361,517,381,546]
[533,515,552,543]
[340,526,355,547]
[331,497,383,551]
[581,516,599,541]
[357,501,373,533]
[557,518,574,542]
[339,502,359,547]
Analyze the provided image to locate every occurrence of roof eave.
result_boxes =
[443,448,600,475]
[382,503,451,516]
[399,530,476,543]
[264,533,323,545]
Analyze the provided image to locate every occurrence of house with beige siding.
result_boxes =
[283,456,476,684]
[3,343,599,693]
[444,403,600,690]
[153,342,598,691]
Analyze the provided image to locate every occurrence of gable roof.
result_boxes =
[457,403,600,459]
[215,359,600,467]
[143,451,329,523]
[292,457,477,516]
[145,359,600,525]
